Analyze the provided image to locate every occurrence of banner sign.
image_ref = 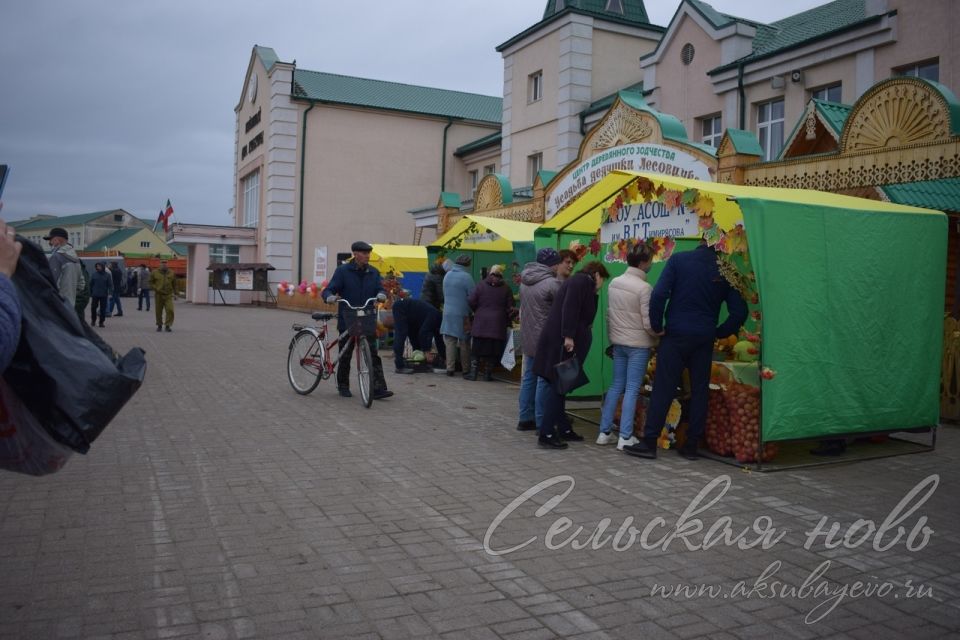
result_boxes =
[313,247,327,284]
[463,231,499,245]
[599,201,699,243]
[546,144,712,220]
[236,270,253,290]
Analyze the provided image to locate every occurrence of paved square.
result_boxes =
[1,302,958,639]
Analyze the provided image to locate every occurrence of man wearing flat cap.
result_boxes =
[320,241,393,399]
[44,227,82,308]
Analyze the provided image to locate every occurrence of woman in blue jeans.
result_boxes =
[597,243,659,449]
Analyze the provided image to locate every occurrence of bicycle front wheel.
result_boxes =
[288,330,325,395]
[356,336,373,408]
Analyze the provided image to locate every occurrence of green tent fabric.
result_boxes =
[741,199,946,441]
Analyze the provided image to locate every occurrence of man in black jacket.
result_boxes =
[391,297,445,373]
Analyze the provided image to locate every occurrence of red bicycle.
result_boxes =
[287,297,379,407]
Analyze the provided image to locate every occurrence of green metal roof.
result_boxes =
[454,131,502,156]
[925,80,960,135]
[84,228,140,251]
[14,209,128,231]
[724,129,764,156]
[709,0,879,75]
[254,45,280,72]
[292,70,502,124]
[439,192,462,208]
[168,242,188,256]
[541,0,650,24]
[537,170,558,187]
[582,82,645,118]
[813,99,852,136]
[499,0,663,52]
[881,178,960,214]
[685,0,736,28]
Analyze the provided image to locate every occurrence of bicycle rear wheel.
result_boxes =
[356,336,373,408]
[288,330,325,395]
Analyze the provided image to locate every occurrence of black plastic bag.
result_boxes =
[2,237,146,454]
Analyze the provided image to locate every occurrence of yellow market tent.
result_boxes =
[430,215,539,252]
[367,244,428,277]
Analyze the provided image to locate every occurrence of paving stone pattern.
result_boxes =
[1,302,958,639]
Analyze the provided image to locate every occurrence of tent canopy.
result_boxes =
[431,215,539,252]
[540,170,939,237]
[362,244,428,276]
[540,170,946,441]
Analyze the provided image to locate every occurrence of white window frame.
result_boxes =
[811,83,842,103]
[483,164,495,175]
[209,244,241,264]
[140,240,151,248]
[895,59,939,82]
[700,114,722,148]
[757,99,785,161]
[528,153,543,184]
[242,169,260,228]
[469,170,479,197]
[528,71,543,103]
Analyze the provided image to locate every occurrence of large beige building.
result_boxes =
[229,0,957,290]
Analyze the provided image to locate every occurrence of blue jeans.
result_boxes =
[599,345,652,440]
[108,291,123,315]
[518,355,546,425]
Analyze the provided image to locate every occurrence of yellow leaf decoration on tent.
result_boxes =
[625,181,640,202]
[693,195,715,218]
[724,224,748,254]
[662,190,682,210]
[637,177,656,201]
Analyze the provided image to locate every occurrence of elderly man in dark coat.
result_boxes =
[533,261,609,449]
[466,264,514,381]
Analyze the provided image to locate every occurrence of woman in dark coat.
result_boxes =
[466,264,514,381]
[533,261,610,448]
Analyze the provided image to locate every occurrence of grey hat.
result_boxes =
[351,240,373,252]
[455,254,472,266]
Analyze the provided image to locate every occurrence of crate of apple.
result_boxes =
[725,382,777,463]
[705,385,733,456]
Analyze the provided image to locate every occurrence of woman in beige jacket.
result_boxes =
[597,243,659,449]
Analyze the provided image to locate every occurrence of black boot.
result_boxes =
[483,359,494,382]
[463,358,479,381]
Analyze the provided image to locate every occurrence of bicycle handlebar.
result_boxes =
[335,296,380,310]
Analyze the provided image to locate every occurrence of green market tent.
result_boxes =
[539,170,946,442]
[428,215,539,292]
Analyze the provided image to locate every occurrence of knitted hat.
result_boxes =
[536,247,561,267]
[455,254,472,266]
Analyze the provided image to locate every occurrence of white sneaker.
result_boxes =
[596,432,614,445]
[617,436,639,450]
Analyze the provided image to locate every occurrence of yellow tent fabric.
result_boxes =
[367,244,428,276]
[542,170,941,236]
[430,215,539,252]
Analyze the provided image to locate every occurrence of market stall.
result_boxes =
[367,244,428,297]
[540,170,946,458]
[428,215,538,294]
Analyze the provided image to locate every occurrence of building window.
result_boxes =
[811,83,842,103]
[757,99,785,161]
[605,0,624,13]
[529,71,543,103]
[469,170,479,197]
[484,164,495,175]
[140,241,151,248]
[681,43,695,66]
[113,214,124,222]
[528,153,543,184]
[209,244,240,264]
[700,114,722,148]
[895,59,939,82]
[242,169,260,228]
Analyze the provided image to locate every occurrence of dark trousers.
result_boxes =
[394,321,448,369]
[108,291,123,315]
[90,296,108,324]
[642,335,714,446]
[337,334,387,393]
[138,289,151,310]
[537,377,574,437]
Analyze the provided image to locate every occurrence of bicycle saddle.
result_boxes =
[312,312,336,321]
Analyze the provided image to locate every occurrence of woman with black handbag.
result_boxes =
[533,261,609,449]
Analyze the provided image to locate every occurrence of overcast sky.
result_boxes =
[0,0,829,226]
